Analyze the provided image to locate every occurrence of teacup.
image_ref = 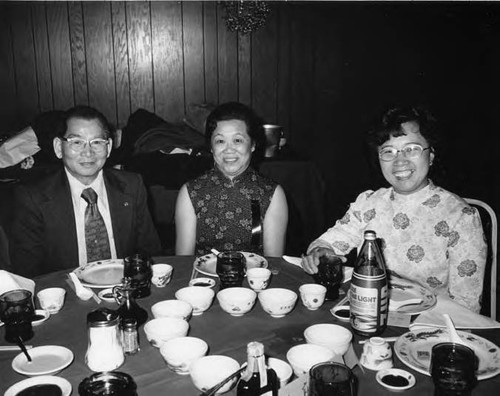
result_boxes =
[299,283,327,310]
[246,268,271,292]
[37,287,66,314]
[151,264,173,288]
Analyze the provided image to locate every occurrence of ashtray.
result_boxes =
[189,277,216,288]
[376,368,415,392]
[331,305,350,321]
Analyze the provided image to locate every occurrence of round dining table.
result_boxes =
[1,256,499,395]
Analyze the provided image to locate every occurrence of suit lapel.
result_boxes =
[42,170,79,266]
[104,170,132,257]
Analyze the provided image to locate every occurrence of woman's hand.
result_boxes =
[301,247,345,275]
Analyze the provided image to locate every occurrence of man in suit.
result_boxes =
[10,106,161,277]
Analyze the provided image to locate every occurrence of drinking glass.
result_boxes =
[0,289,35,343]
[313,254,343,300]
[430,342,477,396]
[308,362,356,396]
[124,253,152,298]
[216,251,246,289]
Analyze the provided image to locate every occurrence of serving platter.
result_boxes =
[389,280,436,314]
[394,327,500,380]
[194,252,268,277]
[73,259,124,288]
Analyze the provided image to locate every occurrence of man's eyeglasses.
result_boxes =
[60,137,109,153]
[378,143,430,162]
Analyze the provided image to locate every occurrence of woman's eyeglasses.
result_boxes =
[60,137,109,153]
[378,143,430,162]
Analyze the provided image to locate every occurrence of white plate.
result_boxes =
[394,327,500,380]
[389,281,436,314]
[4,375,72,396]
[73,259,124,288]
[376,368,416,391]
[12,345,74,376]
[194,252,268,277]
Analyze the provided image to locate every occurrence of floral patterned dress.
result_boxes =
[308,181,487,312]
[186,167,277,256]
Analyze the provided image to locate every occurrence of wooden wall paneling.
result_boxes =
[151,1,184,122]
[10,3,38,122]
[127,2,154,114]
[251,9,278,124]
[46,2,74,110]
[183,1,205,114]
[83,2,116,125]
[237,33,252,106]
[289,6,315,156]
[217,8,238,103]
[276,3,291,140]
[68,2,88,108]
[0,4,18,131]
[203,2,218,105]
[111,1,131,129]
[32,2,53,113]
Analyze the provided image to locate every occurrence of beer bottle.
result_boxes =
[349,230,388,336]
[237,342,278,396]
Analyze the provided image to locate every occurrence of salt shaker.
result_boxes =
[121,318,140,355]
[360,336,393,371]
[85,308,124,372]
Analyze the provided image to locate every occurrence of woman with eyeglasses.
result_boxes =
[301,106,486,313]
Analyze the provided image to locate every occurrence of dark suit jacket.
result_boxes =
[10,167,161,277]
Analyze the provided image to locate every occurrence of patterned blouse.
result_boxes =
[186,167,277,256]
[308,181,487,313]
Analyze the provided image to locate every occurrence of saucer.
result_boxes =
[32,309,50,326]
[4,375,72,396]
[376,368,415,392]
[12,345,74,376]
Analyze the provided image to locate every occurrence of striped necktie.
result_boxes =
[81,187,111,262]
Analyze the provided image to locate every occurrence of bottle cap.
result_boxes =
[247,341,265,357]
[364,230,377,240]
[122,318,137,329]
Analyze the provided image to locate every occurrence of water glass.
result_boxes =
[431,342,477,396]
[308,362,356,396]
[313,254,343,300]
[124,253,152,298]
[216,251,246,289]
[0,289,35,343]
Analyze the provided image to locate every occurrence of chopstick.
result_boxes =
[199,366,246,396]
[17,336,32,362]
[0,345,33,351]
[358,336,398,345]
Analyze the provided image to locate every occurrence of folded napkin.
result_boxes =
[0,270,35,296]
[410,295,500,330]
[282,256,353,283]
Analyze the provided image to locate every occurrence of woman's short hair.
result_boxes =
[365,105,444,183]
[205,102,265,155]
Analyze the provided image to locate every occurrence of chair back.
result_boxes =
[465,198,497,320]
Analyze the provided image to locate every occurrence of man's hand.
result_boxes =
[301,247,346,274]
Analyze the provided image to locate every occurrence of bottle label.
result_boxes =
[350,274,388,334]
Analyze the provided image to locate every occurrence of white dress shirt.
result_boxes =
[65,169,117,266]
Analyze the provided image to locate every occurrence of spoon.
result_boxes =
[443,314,469,347]
[69,272,94,301]
[389,297,423,311]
